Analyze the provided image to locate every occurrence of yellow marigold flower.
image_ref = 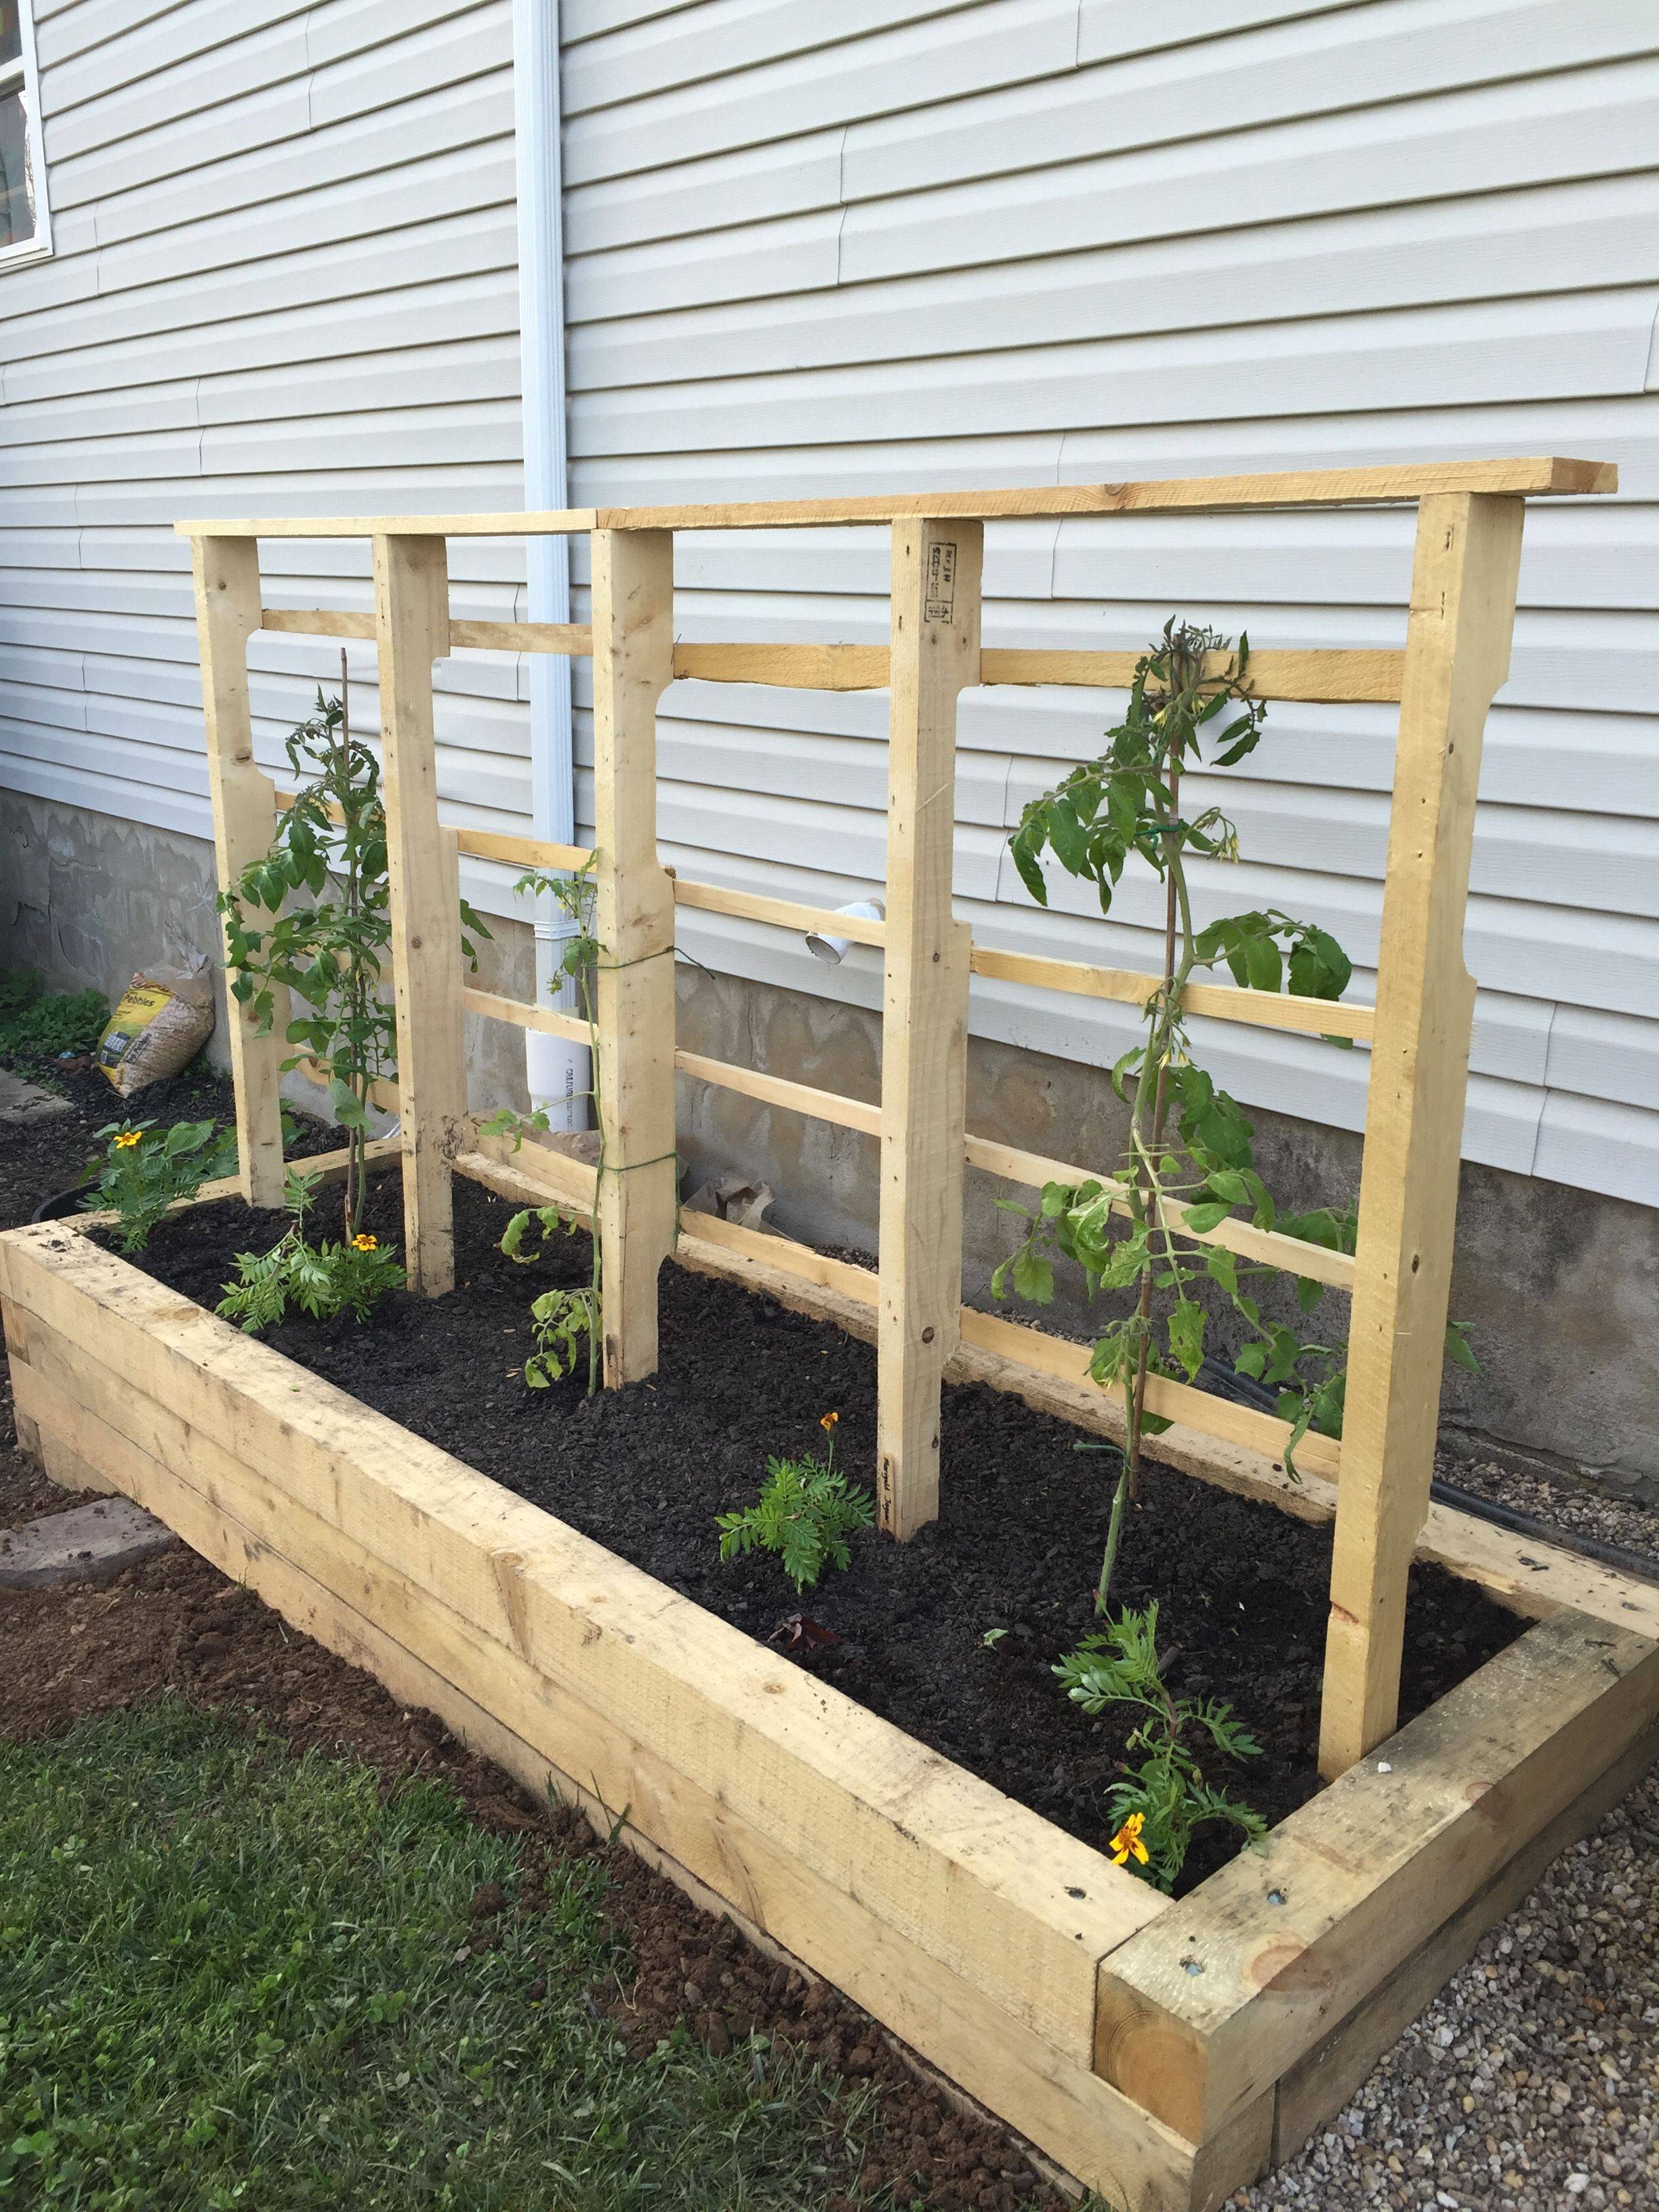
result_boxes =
[1109,1811,1150,1868]
[819,1410,839,1433]
[112,1130,142,1150]
[351,1233,378,1252]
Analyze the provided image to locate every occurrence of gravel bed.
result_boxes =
[1238,1452,1659,2211]
[1444,1456,1659,1569]
[1236,1774,1658,2211]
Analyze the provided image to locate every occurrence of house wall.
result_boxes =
[1,0,1656,1476]
[557,0,1658,1214]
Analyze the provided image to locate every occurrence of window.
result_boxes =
[1,0,50,269]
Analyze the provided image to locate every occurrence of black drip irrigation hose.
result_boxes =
[1195,1358,1659,1591]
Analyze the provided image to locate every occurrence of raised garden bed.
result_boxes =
[7,1159,1658,2210]
[87,1168,1523,1887]
[16,460,1658,2210]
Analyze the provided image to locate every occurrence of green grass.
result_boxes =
[0,1703,874,2211]
[0,971,108,1071]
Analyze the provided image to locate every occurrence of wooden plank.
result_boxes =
[979,647,1404,704]
[191,1134,401,1209]
[261,612,593,656]
[463,985,589,1047]
[178,510,600,539]
[671,873,887,945]
[259,606,375,638]
[12,1342,1221,2211]
[666,644,1404,702]
[192,536,287,1208]
[590,462,1615,531]
[449,619,591,655]
[453,826,592,874]
[0,1228,1164,2063]
[964,1133,1356,1292]
[1319,493,1527,1780]
[590,527,679,1387]
[958,1307,1342,1483]
[1096,1609,1659,2146]
[672,642,890,690]
[174,463,1615,544]
[969,945,1376,1042]
[680,1207,880,1307]
[271,797,594,883]
[878,517,980,1540]
[457,1139,596,1214]
[372,533,466,1296]
[1272,1713,1659,2167]
[675,1049,881,1137]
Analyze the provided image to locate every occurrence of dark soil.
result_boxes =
[113,1167,1521,1889]
[0,1084,1067,2212]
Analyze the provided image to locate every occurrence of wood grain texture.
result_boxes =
[12,1332,1228,2211]
[672,641,890,690]
[1271,1715,1659,2168]
[1319,493,1527,1779]
[462,985,590,1047]
[674,1049,881,1137]
[979,647,1405,703]
[969,945,1376,1042]
[1096,1610,1659,2146]
[193,537,287,1208]
[454,827,592,873]
[878,517,981,1539]
[963,1134,1357,1292]
[372,533,466,1296]
[175,462,1615,541]
[0,1227,1165,2068]
[590,528,679,1387]
[671,873,888,945]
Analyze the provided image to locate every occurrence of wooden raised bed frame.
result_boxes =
[8,457,1657,2210]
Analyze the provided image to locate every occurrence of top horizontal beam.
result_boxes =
[173,459,1614,539]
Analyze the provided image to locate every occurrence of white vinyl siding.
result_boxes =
[0,0,1654,1208]
[557,0,1659,1206]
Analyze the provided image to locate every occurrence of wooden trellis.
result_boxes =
[183,456,1615,1780]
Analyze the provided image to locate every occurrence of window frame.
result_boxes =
[0,0,52,273]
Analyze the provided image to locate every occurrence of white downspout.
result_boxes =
[514,0,588,1128]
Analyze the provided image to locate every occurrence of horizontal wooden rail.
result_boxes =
[958,1305,1342,1480]
[293,1055,399,1116]
[964,1133,1355,1292]
[178,459,1613,541]
[453,827,591,874]
[674,1070,1353,1288]
[453,619,590,655]
[261,607,375,638]
[188,1134,401,1210]
[669,642,1404,702]
[683,1209,1340,1480]
[270,791,590,879]
[980,647,1404,703]
[670,874,888,946]
[459,1141,1339,1479]
[675,1049,880,1136]
[970,944,1376,1042]
[672,642,889,691]
[260,608,591,656]
[462,986,588,1047]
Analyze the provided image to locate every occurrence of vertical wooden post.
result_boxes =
[372,533,466,1297]
[1319,492,1525,1778]
[877,517,981,1538]
[590,527,678,1387]
[192,534,287,1208]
